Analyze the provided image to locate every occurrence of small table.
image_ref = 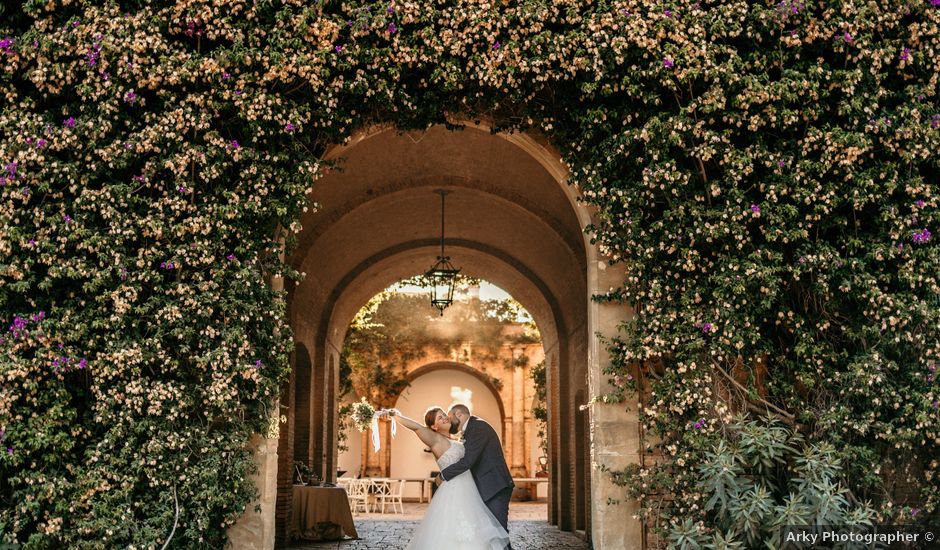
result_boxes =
[400,477,435,503]
[291,486,359,540]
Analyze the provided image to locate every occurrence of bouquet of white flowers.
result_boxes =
[350,397,375,432]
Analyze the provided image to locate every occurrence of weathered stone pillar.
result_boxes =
[227,421,279,549]
[587,260,641,549]
[511,358,526,475]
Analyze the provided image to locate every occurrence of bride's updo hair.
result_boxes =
[424,406,446,428]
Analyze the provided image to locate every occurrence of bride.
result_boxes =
[378,407,510,550]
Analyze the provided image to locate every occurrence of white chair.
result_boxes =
[368,478,391,513]
[377,479,405,514]
[346,479,369,514]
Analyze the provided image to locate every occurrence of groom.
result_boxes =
[438,403,514,540]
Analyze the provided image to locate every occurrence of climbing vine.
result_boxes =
[1,0,937,547]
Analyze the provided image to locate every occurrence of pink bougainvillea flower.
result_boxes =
[751,204,761,213]
[900,47,911,61]
[63,116,76,128]
[124,91,138,104]
[388,22,397,34]
[663,57,674,68]
[492,41,501,50]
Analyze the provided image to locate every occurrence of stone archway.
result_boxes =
[232,123,640,549]
[390,363,507,498]
[405,361,508,425]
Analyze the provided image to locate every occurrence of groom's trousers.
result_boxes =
[485,486,513,548]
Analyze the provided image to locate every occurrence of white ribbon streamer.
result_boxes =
[370,411,397,452]
[371,415,380,452]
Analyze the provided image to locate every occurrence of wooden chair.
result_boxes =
[377,479,405,514]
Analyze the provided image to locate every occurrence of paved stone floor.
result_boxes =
[290,502,592,550]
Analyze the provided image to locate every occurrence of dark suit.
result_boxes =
[440,416,514,536]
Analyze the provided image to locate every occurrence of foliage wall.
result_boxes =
[0,0,937,547]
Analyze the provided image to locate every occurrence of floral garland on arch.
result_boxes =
[0,0,937,547]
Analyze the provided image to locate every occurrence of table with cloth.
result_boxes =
[291,485,359,541]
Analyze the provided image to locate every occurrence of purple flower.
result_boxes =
[36,138,47,149]
[5,448,11,456]
[0,37,13,54]
[492,41,501,50]
[160,261,175,270]
[124,91,138,105]
[234,90,242,95]
[178,186,188,194]
[931,114,940,129]
[664,9,674,17]
[222,72,231,79]
[912,228,932,244]
[226,254,236,261]
[230,140,240,149]
[842,32,853,43]
[5,162,16,177]
[700,323,713,333]
[932,0,940,6]
[915,200,926,207]
[120,267,128,281]
[254,360,262,369]
[347,20,354,27]
[933,400,939,409]
[63,214,72,223]
[387,5,395,14]
[751,203,761,213]
[388,22,397,34]
[71,19,80,28]
[78,358,87,369]
[63,117,76,128]
[693,418,706,429]
[663,57,674,68]
[133,175,145,182]
[334,45,343,52]
[9,315,27,336]
[901,47,911,61]
[284,122,296,132]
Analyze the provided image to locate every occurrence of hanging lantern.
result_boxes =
[426,189,460,315]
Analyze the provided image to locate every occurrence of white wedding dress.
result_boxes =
[405,440,510,550]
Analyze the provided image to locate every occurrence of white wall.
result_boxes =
[390,368,504,499]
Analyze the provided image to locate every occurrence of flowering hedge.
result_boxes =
[0,0,937,547]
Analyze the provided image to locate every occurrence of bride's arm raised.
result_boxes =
[386,410,442,450]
